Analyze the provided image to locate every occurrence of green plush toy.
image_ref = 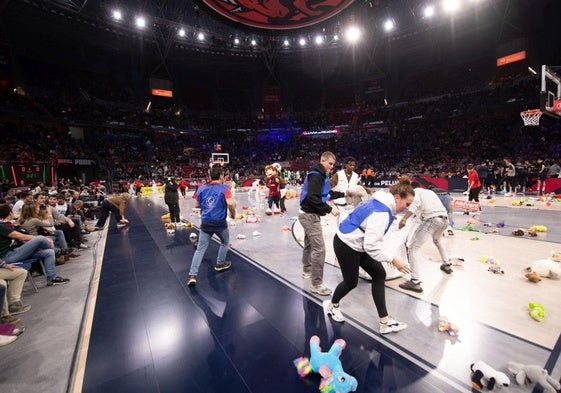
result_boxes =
[528,302,545,322]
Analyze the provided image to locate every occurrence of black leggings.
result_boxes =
[332,234,388,318]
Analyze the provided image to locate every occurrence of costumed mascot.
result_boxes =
[294,335,358,393]
[265,164,281,215]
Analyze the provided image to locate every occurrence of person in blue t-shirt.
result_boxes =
[186,166,236,286]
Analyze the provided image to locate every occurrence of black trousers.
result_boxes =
[166,202,180,223]
[332,234,388,318]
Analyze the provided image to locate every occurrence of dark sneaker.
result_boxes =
[440,263,453,274]
[1,314,21,325]
[399,280,423,293]
[187,275,197,286]
[214,261,232,272]
[47,276,70,286]
[8,302,31,316]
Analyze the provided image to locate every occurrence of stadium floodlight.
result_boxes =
[299,37,307,46]
[234,38,240,45]
[333,34,339,41]
[112,10,122,20]
[197,32,205,41]
[383,19,395,32]
[178,28,186,37]
[250,39,257,46]
[315,35,324,45]
[344,25,361,43]
[423,5,435,18]
[283,39,290,47]
[442,0,460,13]
[135,16,146,28]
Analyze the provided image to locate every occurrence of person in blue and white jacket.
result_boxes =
[323,177,415,335]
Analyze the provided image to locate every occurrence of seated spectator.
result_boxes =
[0,204,70,287]
[0,283,19,346]
[18,202,79,261]
[0,253,30,324]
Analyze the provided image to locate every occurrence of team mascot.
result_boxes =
[265,164,281,215]
[294,335,358,393]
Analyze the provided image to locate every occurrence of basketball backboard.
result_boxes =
[540,65,561,118]
[211,153,229,165]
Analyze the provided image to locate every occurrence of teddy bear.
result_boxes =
[524,270,541,283]
[507,361,561,393]
[344,185,370,207]
[164,222,175,234]
[529,258,561,279]
[551,251,561,262]
[294,335,358,393]
[470,360,510,390]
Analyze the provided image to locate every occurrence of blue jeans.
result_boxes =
[437,194,454,227]
[188,227,230,276]
[3,236,57,280]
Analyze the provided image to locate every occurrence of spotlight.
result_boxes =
[250,39,257,46]
[283,39,290,47]
[383,19,395,32]
[423,5,435,18]
[135,16,146,28]
[234,38,240,45]
[442,0,460,13]
[197,32,205,41]
[333,34,339,41]
[112,10,122,20]
[315,35,324,45]
[299,37,307,46]
[345,25,361,43]
[178,28,186,37]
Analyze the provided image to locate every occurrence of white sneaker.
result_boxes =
[323,300,345,322]
[380,317,407,334]
[0,335,18,346]
[309,284,332,296]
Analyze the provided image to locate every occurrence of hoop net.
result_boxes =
[520,109,542,126]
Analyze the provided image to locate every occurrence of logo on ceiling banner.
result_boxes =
[202,0,355,29]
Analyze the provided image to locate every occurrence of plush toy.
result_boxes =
[512,228,525,236]
[294,335,358,393]
[438,316,459,336]
[551,251,561,262]
[488,266,504,274]
[285,188,298,199]
[470,360,510,390]
[164,222,175,234]
[528,227,538,237]
[344,185,369,207]
[529,225,547,232]
[507,361,560,393]
[528,302,545,321]
[529,259,561,279]
[524,271,541,283]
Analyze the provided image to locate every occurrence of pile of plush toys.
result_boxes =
[470,360,560,392]
[480,255,504,274]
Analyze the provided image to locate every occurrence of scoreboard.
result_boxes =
[0,163,53,187]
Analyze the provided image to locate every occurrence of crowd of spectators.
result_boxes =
[1,61,560,189]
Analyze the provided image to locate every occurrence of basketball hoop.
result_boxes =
[520,109,542,126]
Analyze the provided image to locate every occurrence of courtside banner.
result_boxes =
[452,199,480,211]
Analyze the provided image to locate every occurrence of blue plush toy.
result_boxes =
[294,335,358,393]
